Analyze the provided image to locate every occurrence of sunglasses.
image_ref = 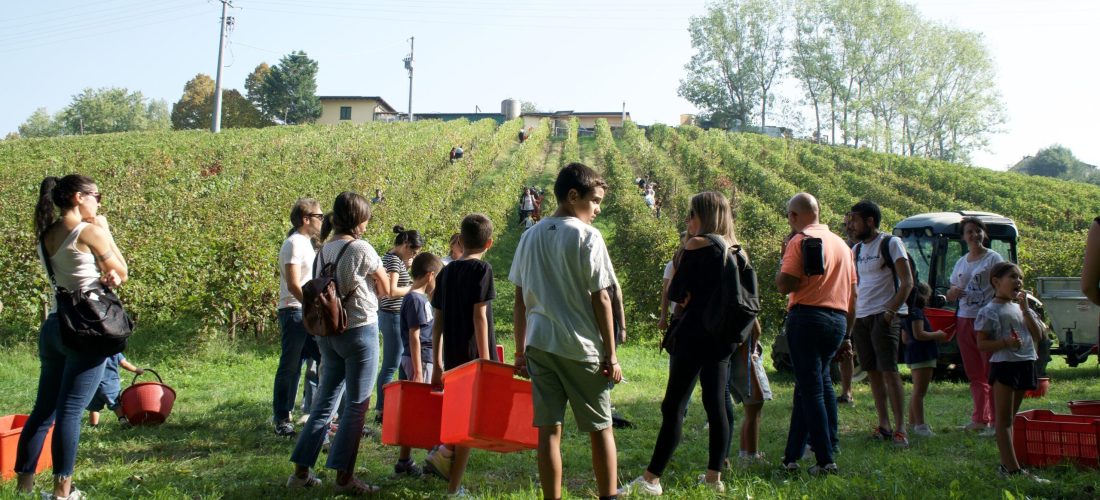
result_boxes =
[82,191,102,203]
[305,213,325,220]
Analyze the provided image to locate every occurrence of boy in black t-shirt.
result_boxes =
[425,214,497,496]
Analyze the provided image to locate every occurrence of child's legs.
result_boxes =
[908,366,934,426]
[992,381,1020,470]
[956,318,993,425]
[741,403,763,454]
[89,411,100,426]
[537,425,564,499]
[448,445,472,493]
[589,426,617,497]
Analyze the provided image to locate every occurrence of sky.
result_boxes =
[3,0,1098,170]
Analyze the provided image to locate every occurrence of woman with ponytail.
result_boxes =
[289,192,390,495]
[373,225,423,425]
[17,175,129,500]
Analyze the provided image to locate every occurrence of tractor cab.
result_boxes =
[893,211,1020,374]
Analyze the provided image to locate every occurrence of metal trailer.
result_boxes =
[1036,277,1099,367]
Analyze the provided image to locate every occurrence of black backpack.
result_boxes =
[701,234,760,345]
[855,234,917,304]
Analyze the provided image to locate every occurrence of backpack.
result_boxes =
[855,234,917,305]
[701,234,761,346]
[302,240,357,337]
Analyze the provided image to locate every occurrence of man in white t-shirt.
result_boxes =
[273,199,323,437]
[846,200,914,447]
[510,163,622,500]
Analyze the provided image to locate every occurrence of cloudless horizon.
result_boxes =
[4,0,1097,170]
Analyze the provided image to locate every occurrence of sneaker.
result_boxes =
[618,476,662,496]
[836,394,853,404]
[870,426,892,441]
[782,462,800,473]
[808,463,839,476]
[424,449,453,481]
[394,459,423,477]
[612,413,635,429]
[912,424,935,437]
[998,465,1052,484]
[118,416,132,429]
[447,486,471,498]
[362,425,375,438]
[274,420,296,437]
[296,414,310,425]
[697,474,726,493]
[738,450,768,466]
[286,472,321,488]
[41,487,87,500]
[892,432,910,448]
[979,426,997,438]
[960,421,988,432]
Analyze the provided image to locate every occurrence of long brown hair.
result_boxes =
[320,192,371,241]
[690,191,738,246]
[35,174,95,240]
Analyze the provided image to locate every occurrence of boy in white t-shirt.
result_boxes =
[510,163,622,500]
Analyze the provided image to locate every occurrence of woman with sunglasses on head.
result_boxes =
[373,226,424,429]
[272,198,325,437]
[17,175,128,500]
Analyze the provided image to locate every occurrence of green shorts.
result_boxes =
[525,347,612,432]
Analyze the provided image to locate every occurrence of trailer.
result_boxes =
[1036,277,1099,367]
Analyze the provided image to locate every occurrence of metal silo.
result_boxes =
[502,98,521,120]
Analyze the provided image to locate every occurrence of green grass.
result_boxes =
[2,329,1098,499]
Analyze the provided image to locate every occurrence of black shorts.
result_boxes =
[988,360,1038,391]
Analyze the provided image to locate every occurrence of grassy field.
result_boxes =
[2,327,1098,499]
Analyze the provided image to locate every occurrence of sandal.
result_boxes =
[286,472,321,488]
[335,477,381,496]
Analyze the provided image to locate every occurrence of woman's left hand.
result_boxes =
[101,269,122,288]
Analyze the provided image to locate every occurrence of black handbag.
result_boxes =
[41,239,132,357]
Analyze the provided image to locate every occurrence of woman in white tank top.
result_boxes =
[16,175,128,500]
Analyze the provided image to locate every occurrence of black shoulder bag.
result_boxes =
[41,239,133,356]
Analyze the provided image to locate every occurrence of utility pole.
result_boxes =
[212,0,234,133]
[622,101,626,125]
[403,36,414,122]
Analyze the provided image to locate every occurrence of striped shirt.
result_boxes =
[379,252,412,312]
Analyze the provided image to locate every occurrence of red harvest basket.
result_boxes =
[381,381,442,450]
[119,369,176,425]
[1069,400,1100,416]
[924,308,957,341]
[1013,409,1100,468]
[440,359,537,452]
[1,415,54,480]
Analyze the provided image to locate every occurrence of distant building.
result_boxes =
[522,111,631,132]
[316,96,397,125]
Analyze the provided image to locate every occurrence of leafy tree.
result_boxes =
[1011,145,1098,184]
[18,107,63,138]
[245,63,272,117]
[172,74,272,130]
[57,87,168,135]
[520,101,542,114]
[260,51,321,125]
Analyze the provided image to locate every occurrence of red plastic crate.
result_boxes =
[440,359,537,453]
[1013,409,1100,468]
[1,415,54,480]
[495,344,505,362]
[924,308,957,341]
[380,381,443,450]
[1069,400,1100,417]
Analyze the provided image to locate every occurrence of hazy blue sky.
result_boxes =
[3,0,1097,169]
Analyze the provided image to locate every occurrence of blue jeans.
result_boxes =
[291,323,379,472]
[274,308,315,422]
[374,310,403,413]
[783,306,845,466]
[15,315,107,478]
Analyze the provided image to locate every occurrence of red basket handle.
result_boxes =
[130,368,163,387]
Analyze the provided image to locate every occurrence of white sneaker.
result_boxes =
[912,424,935,437]
[619,475,663,496]
[296,413,310,425]
[42,488,86,500]
[979,426,997,438]
[697,474,726,493]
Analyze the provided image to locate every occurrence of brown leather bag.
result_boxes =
[302,240,357,337]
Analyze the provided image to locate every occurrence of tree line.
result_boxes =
[680,0,1005,164]
[14,51,322,138]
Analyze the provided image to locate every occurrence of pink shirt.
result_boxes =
[781,223,857,312]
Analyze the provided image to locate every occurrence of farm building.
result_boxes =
[316,96,398,124]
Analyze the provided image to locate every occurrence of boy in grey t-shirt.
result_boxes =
[510,163,622,500]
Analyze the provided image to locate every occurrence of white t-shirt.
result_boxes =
[975,301,1040,363]
[663,260,679,317]
[278,233,315,309]
[509,216,618,362]
[854,233,910,318]
[950,250,1005,318]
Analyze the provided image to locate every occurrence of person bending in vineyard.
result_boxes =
[17,175,129,500]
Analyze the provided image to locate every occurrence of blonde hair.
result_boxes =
[690,191,738,246]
